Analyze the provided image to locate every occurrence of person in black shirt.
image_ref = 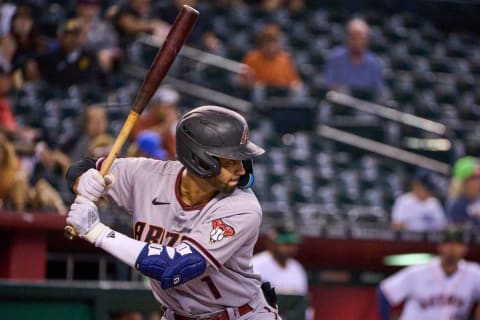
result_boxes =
[35,19,103,88]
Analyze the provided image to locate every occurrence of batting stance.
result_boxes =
[66,106,280,319]
[378,228,480,320]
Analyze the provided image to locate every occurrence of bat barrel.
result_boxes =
[132,5,199,114]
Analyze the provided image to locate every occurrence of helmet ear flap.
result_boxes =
[238,159,255,189]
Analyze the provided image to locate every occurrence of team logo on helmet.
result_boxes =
[210,219,235,243]
[240,124,249,145]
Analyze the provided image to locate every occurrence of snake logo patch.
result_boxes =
[210,219,235,243]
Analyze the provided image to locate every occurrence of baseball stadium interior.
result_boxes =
[1,0,480,319]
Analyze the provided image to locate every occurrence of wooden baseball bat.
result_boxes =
[65,5,199,239]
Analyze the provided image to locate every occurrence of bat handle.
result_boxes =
[63,111,140,240]
[64,225,78,240]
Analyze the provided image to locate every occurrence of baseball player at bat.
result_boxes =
[378,228,480,320]
[66,106,281,320]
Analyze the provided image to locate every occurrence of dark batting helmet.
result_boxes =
[176,106,265,188]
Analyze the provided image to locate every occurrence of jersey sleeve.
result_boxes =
[391,196,407,224]
[380,267,415,306]
[473,264,480,301]
[183,211,261,270]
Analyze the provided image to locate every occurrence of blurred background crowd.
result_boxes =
[2,0,480,319]
[1,0,480,234]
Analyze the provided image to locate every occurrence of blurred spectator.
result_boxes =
[240,24,303,98]
[9,4,46,82]
[378,228,480,320]
[62,105,108,162]
[323,18,386,96]
[113,0,169,48]
[111,311,144,320]
[130,85,179,159]
[0,3,16,36]
[0,64,38,141]
[35,19,103,88]
[87,133,114,159]
[446,156,480,231]
[252,224,312,320]
[127,130,168,160]
[0,134,29,211]
[391,169,446,232]
[259,0,283,11]
[75,0,121,73]
[0,34,15,74]
[0,66,16,136]
[156,0,223,54]
[29,141,70,214]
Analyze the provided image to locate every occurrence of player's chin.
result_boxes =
[220,180,239,193]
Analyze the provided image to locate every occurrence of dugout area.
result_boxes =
[0,281,160,320]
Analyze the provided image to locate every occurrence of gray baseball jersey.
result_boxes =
[103,157,271,316]
[381,258,480,320]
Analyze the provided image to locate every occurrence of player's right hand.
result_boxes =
[76,168,106,202]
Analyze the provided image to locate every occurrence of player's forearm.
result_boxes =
[93,225,145,267]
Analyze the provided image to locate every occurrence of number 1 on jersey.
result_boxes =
[201,276,222,299]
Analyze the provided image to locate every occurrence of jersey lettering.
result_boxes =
[135,221,183,247]
[145,225,165,243]
[419,295,465,309]
[134,222,146,240]
[165,231,181,246]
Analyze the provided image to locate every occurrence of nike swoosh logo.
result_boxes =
[152,198,170,205]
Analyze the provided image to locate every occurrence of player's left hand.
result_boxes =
[67,196,108,244]
[67,195,100,235]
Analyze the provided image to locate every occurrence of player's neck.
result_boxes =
[441,260,459,277]
[180,170,217,206]
[271,252,288,268]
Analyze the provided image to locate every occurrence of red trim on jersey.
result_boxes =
[183,236,222,270]
[96,157,106,170]
[175,167,210,211]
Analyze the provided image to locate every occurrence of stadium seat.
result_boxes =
[369,27,389,54]
[414,90,440,118]
[306,10,330,35]
[289,24,312,50]
[296,203,345,233]
[412,70,435,90]
[346,206,389,228]
[446,34,469,58]
[434,79,458,105]
[228,7,252,31]
[308,38,330,68]
[226,32,251,60]
[430,46,453,73]
[393,73,415,104]
[389,44,413,71]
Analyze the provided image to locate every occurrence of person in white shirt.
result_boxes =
[378,228,480,320]
[252,224,311,320]
[391,168,446,232]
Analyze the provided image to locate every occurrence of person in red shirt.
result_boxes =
[0,66,17,136]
